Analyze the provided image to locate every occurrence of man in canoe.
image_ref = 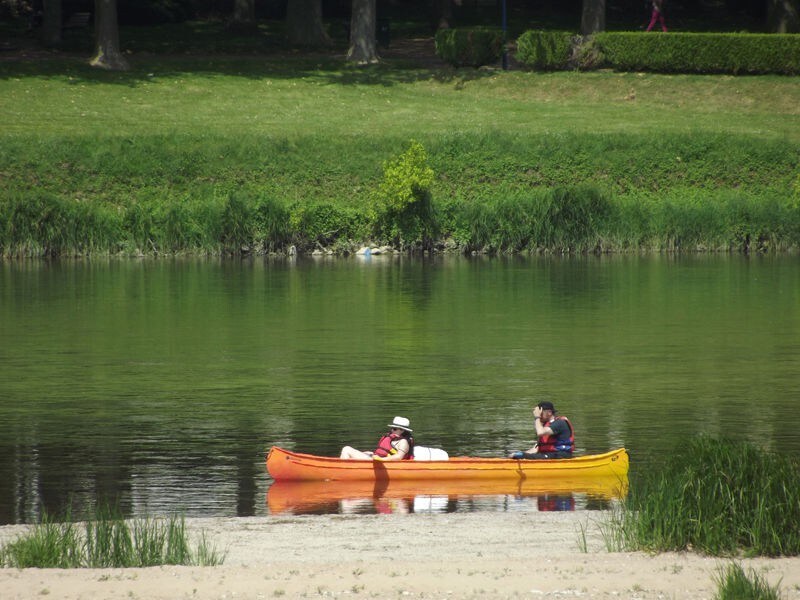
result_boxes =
[340,416,415,460]
[509,401,574,459]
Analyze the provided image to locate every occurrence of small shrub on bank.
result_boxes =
[515,30,574,70]
[290,201,367,251]
[371,141,436,250]
[608,436,800,557]
[434,28,504,67]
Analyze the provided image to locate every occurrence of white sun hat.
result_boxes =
[388,416,412,432]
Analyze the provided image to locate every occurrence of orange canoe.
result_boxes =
[266,446,629,482]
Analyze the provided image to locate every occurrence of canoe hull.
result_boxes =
[266,446,629,482]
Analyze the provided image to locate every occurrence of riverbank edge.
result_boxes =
[2,514,800,599]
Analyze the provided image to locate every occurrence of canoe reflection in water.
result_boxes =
[266,476,627,515]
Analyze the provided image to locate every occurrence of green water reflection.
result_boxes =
[0,255,798,523]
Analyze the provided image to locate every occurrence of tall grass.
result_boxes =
[443,186,611,253]
[2,185,798,257]
[0,515,84,568]
[606,437,800,557]
[0,509,224,568]
[0,193,123,257]
[714,562,783,600]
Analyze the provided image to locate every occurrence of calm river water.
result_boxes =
[1,255,798,523]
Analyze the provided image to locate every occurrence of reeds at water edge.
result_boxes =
[3,185,797,257]
[0,508,224,568]
[604,436,800,557]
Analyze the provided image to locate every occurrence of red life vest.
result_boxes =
[374,432,414,460]
[537,416,574,453]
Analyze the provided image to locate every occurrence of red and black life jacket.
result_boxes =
[374,432,414,460]
[537,416,574,453]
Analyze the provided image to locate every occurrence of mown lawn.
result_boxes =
[2,57,799,141]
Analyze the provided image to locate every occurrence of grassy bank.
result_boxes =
[1,56,799,255]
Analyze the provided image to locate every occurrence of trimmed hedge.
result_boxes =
[595,32,800,75]
[434,28,504,67]
[515,31,800,75]
[516,30,574,70]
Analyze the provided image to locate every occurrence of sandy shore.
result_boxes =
[2,513,799,599]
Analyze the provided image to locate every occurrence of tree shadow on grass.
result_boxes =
[0,51,501,88]
[0,20,503,87]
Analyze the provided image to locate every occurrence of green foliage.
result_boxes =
[0,515,83,568]
[123,196,211,254]
[2,186,798,257]
[610,437,800,557]
[0,194,123,257]
[253,196,292,253]
[516,31,800,74]
[220,193,254,254]
[595,32,800,75]
[571,35,604,70]
[606,190,800,252]
[434,28,504,67]
[289,202,367,251]
[714,562,783,600]
[515,30,574,71]
[543,186,611,249]
[0,509,223,568]
[376,141,434,214]
[371,141,436,249]
[441,186,611,253]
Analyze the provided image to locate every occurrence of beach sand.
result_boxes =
[2,512,799,599]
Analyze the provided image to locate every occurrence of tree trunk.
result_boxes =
[286,0,331,46]
[229,0,257,32]
[347,0,378,64]
[90,0,128,71]
[580,0,606,35]
[767,0,800,32]
[41,0,62,48]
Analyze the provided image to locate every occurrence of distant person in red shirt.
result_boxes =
[647,0,668,32]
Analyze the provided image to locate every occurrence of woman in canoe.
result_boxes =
[340,416,415,460]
